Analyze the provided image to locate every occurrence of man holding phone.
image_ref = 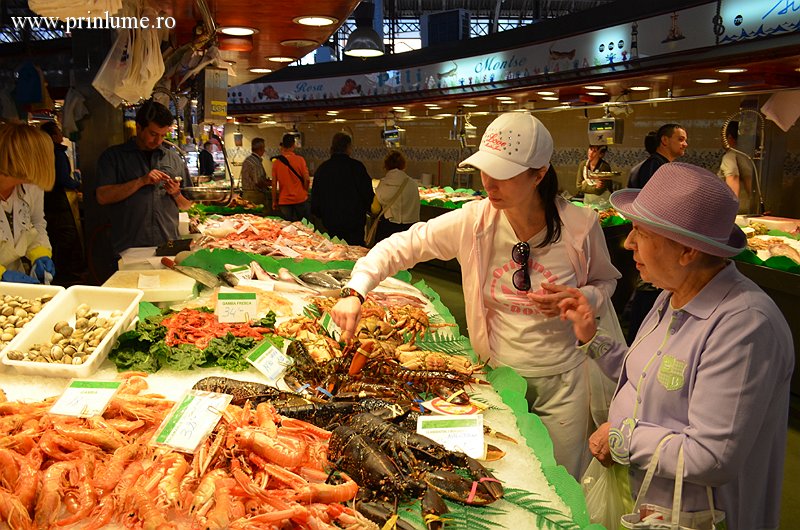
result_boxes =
[96,100,192,264]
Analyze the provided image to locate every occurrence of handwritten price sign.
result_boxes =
[153,390,232,453]
[247,339,293,382]
[215,290,258,323]
[49,380,122,418]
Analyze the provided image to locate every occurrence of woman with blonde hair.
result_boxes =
[0,122,56,283]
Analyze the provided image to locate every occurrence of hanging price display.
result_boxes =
[215,289,258,323]
[153,390,232,453]
[247,339,293,382]
[49,379,123,418]
[417,414,485,459]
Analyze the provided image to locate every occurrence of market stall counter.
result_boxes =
[0,250,600,530]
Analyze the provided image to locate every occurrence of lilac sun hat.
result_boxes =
[609,162,747,258]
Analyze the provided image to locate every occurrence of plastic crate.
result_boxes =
[1,285,143,378]
[0,283,65,359]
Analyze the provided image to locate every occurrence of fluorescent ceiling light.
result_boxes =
[392,107,407,112]
[717,68,746,73]
[537,91,556,96]
[361,109,372,112]
[462,103,478,107]
[629,86,651,91]
[496,96,513,100]
[584,85,603,90]
[326,111,339,115]
[694,78,720,84]
[424,103,440,107]
[218,26,257,36]
[293,15,338,27]
[586,91,608,96]
[249,67,273,74]
[541,96,559,101]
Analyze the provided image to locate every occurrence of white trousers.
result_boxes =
[524,360,594,479]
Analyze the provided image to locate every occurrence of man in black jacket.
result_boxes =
[311,133,374,246]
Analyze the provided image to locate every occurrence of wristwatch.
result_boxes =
[340,287,365,304]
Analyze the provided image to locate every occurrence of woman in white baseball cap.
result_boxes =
[332,112,621,478]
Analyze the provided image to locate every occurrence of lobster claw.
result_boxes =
[424,469,500,506]
[354,501,417,530]
[462,454,504,500]
[422,488,449,530]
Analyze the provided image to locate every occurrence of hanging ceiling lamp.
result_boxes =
[343,2,384,58]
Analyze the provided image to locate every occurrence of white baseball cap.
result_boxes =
[459,112,553,180]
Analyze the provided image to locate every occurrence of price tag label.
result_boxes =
[215,289,258,323]
[247,339,293,382]
[417,414,485,459]
[319,312,342,341]
[153,390,232,453]
[49,380,122,418]
[226,264,253,282]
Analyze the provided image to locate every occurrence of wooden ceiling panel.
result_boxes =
[167,0,359,84]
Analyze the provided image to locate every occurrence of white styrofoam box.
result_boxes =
[752,216,799,233]
[117,246,162,270]
[178,212,190,236]
[1,285,143,378]
[103,269,197,302]
[0,283,65,359]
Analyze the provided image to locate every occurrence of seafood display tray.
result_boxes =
[0,283,65,359]
[1,285,143,378]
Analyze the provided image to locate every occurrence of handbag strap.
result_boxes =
[671,446,718,530]
[375,177,410,222]
[274,155,305,185]
[636,436,718,530]
[633,434,674,510]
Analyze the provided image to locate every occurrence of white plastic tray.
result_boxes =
[0,283,65,359]
[1,285,143,378]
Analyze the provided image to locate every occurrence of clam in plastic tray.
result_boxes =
[0,283,65,359]
[1,285,143,378]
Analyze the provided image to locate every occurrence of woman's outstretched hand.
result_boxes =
[554,286,598,344]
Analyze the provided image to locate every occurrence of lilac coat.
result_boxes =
[584,263,793,530]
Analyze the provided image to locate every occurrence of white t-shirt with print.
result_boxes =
[483,214,585,377]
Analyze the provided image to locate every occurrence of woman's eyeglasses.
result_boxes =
[512,241,531,291]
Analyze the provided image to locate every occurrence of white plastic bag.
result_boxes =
[582,459,633,530]
[91,29,131,107]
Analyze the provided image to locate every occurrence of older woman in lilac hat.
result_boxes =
[558,162,793,530]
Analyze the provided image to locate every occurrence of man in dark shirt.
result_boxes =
[198,141,216,178]
[626,123,688,342]
[311,133,374,246]
[40,121,85,285]
[627,123,687,188]
[96,100,192,263]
